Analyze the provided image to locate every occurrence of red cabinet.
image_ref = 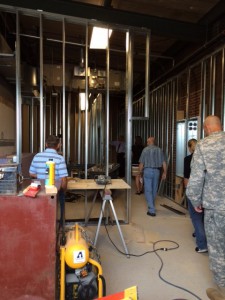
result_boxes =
[0,185,57,300]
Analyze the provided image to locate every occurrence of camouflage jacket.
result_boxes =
[186,131,225,210]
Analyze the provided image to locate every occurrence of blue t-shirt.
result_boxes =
[29,148,68,179]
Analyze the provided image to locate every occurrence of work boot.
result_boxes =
[206,288,225,300]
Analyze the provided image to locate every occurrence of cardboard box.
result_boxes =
[175,176,184,204]
[177,110,184,120]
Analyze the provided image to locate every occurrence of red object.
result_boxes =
[23,185,40,197]
[96,286,138,300]
[96,291,125,300]
[0,182,57,300]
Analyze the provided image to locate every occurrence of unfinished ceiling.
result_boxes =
[0,0,225,97]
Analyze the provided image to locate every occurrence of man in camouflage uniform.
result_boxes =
[186,115,225,300]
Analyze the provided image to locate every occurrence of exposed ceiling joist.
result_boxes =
[199,0,225,24]
[0,0,206,42]
[103,0,112,8]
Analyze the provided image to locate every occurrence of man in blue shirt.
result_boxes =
[139,137,167,216]
[29,135,68,226]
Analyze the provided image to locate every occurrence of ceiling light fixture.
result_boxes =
[90,26,112,49]
[79,92,88,111]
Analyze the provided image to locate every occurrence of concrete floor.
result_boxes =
[63,180,216,300]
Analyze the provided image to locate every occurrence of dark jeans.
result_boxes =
[117,152,125,177]
[58,189,65,227]
[188,198,207,249]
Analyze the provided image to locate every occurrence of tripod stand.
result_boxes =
[94,192,129,257]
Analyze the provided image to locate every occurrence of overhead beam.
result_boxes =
[164,0,225,65]
[0,0,206,42]
[199,0,225,24]
[103,0,112,8]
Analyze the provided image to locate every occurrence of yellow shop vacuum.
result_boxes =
[60,223,106,300]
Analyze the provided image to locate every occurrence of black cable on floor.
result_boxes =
[153,241,202,300]
[104,222,178,256]
[98,186,202,299]
[103,222,201,300]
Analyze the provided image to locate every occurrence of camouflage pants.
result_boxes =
[204,209,225,287]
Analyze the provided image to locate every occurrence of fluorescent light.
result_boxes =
[90,27,112,49]
[79,93,88,111]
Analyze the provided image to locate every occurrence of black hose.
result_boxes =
[99,274,107,297]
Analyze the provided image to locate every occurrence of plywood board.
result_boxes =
[67,178,131,190]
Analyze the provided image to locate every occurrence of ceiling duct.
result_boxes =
[72,68,125,91]
[74,66,90,77]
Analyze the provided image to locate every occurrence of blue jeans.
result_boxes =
[143,168,160,214]
[188,198,207,249]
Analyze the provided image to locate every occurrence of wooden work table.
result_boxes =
[67,178,131,225]
[67,178,131,190]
